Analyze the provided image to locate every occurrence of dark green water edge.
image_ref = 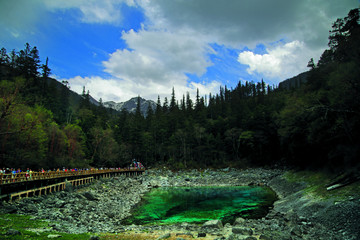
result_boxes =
[123,186,277,225]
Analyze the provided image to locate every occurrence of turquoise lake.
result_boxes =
[123,186,277,225]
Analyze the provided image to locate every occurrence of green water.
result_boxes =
[123,186,277,225]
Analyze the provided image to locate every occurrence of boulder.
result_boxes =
[198,232,206,237]
[157,233,171,239]
[24,204,38,213]
[233,217,245,226]
[244,237,257,240]
[54,200,66,208]
[232,227,253,235]
[82,192,99,201]
[202,220,223,229]
[2,205,17,214]
[64,181,73,192]
[259,235,272,240]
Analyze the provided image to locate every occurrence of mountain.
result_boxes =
[103,97,156,115]
[279,71,308,90]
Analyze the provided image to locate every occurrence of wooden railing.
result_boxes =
[0,168,144,185]
[9,177,94,202]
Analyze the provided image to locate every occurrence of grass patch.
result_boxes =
[0,214,92,239]
[284,170,360,201]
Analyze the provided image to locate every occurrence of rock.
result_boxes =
[47,234,62,238]
[198,232,206,237]
[54,200,66,208]
[233,217,246,225]
[176,232,193,238]
[64,181,73,192]
[49,223,62,231]
[75,193,87,200]
[214,237,226,240]
[157,233,171,239]
[224,223,232,228]
[226,233,248,240]
[290,226,302,237]
[24,204,39,213]
[245,237,257,240]
[202,220,223,229]
[232,227,253,235]
[82,192,99,201]
[2,205,18,214]
[89,235,100,240]
[6,229,21,235]
[259,235,272,240]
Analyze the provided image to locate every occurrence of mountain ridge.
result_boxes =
[103,97,156,115]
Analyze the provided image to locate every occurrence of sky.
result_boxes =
[0,0,359,103]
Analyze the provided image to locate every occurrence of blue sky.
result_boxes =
[1,0,359,102]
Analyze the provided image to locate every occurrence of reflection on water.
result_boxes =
[123,186,277,225]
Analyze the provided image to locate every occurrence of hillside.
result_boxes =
[278,71,308,90]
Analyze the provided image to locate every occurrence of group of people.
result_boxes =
[0,168,34,181]
[130,160,144,169]
[0,163,145,177]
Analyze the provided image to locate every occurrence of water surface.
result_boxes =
[123,186,277,225]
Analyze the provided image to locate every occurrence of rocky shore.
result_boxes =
[1,168,359,239]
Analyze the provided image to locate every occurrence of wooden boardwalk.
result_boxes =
[0,168,145,200]
[0,168,144,185]
[9,177,94,202]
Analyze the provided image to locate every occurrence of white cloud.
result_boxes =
[103,28,212,85]
[64,75,221,103]
[237,41,320,80]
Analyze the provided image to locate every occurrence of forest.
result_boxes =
[0,8,359,172]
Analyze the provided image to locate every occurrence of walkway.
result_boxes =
[0,168,145,199]
[0,168,144,185]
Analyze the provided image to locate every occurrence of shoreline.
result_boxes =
[1,168,359,239]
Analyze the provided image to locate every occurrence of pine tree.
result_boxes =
[170,87,178,112]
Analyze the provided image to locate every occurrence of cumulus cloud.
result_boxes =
[237,41,316,79]
[103,28,212,85]
[64,76,138,102]
[65,75,221,103]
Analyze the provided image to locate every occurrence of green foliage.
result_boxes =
[0,214,91,239]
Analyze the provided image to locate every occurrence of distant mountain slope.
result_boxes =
[104,97,156,115]
[279,71,309,90]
